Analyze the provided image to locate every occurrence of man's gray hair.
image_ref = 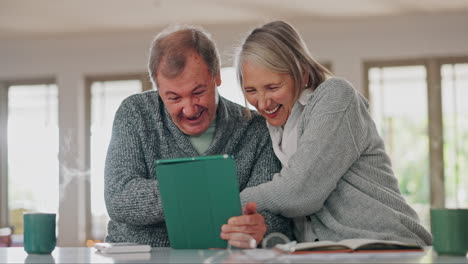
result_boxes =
[148,24,221,89]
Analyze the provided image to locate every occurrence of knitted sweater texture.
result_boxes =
[241,78,433,246]
[104,91,292,247]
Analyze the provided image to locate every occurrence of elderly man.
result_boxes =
[104,25,292,247]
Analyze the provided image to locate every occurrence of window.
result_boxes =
[218,67,253,109]
[6,83,59,236]
[89,79,143,241]
[368,65,430,228]
[441,63,468,208]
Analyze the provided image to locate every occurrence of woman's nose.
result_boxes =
[257,95,270,111]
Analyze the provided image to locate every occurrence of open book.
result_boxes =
[276,239,423,254]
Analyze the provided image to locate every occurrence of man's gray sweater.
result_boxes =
[104,91,292,247]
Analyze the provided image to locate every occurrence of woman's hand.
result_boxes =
[220,202,267,248]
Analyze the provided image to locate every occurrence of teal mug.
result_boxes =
[430,208,468,255]
[23,213,56,254]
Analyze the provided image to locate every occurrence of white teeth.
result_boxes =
[265,105,280,114]
[188,111,203,120]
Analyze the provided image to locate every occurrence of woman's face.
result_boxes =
[242,61,297,127]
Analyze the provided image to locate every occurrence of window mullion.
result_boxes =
[427,59,445,208]
[0,83,8,227]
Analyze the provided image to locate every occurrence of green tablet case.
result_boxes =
[155,155,242,249]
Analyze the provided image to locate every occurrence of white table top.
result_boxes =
[1,247,467,263]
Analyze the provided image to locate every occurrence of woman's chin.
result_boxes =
[265,117,286,127]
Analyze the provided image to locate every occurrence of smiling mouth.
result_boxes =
[186,110,204,121]
[265,105,281,115]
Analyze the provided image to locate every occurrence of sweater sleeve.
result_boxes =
[241,81,364,218]
[104,97,165,225]
[244,125,294,239]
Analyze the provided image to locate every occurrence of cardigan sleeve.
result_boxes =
[243,128,293,239]
[104,97,165,225]
[241,81,365,218]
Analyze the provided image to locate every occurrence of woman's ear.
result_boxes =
[303,72,310,88]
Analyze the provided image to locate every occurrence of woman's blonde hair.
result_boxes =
[235,21,332,102]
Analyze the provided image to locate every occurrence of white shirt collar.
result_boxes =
[297,88,314,106]
[266,88,315,168]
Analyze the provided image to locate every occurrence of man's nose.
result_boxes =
[182,99,198,117]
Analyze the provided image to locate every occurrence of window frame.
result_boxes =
[0,83,8,228]
[0,78,56,228]
[83,73,150,241]
[437,56,468,208]
[363,56,468,208]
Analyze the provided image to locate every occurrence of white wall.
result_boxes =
[2,12,468,92]
[1,11,468,246]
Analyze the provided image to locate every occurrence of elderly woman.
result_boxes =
[221,21,432,248]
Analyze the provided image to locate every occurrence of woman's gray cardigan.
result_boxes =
[241,78,433,246]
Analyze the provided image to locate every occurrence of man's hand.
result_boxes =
[220,202,267,248]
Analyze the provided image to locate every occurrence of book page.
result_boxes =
[294,240,351,251]
[337,239,421,251]
[293,239,421,252]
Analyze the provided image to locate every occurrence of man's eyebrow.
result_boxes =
[163,84,206,96]
[165,91,179,96]
[192,84,207,91]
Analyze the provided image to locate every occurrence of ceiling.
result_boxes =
[1,0,468,38]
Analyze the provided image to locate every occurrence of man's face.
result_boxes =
[157,52,221,136]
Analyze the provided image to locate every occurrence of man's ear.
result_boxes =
[215,71,222,87]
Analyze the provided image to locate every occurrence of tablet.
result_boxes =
[155,154,242,249]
